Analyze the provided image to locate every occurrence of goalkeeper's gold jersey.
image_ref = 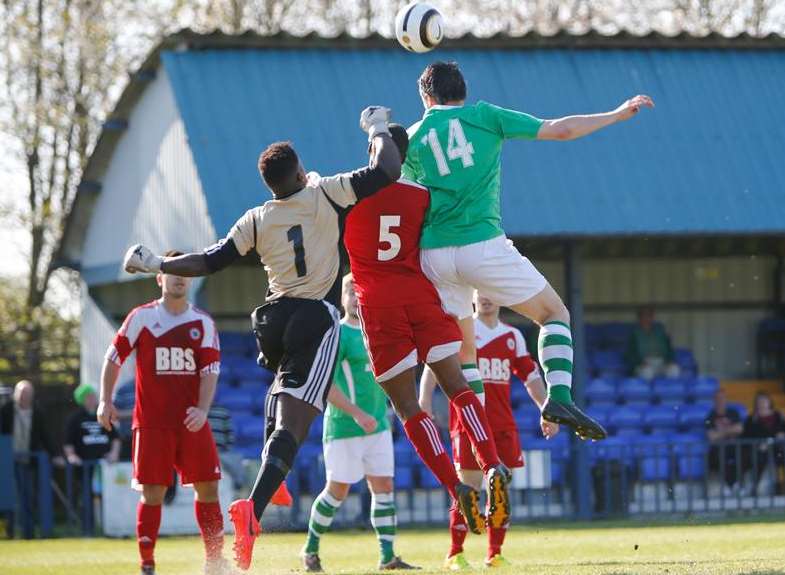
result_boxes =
[227,172,356,306]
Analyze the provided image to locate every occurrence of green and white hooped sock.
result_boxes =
[538,321,574,404]
[461,363,485,399]
[371,492,397,564]
[305,489,343,554]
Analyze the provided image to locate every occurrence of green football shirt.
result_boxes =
[402,101,543,249]
[323,321,390,443]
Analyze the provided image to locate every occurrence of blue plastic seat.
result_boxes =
[674,348,698,375]
[307,416,323,441]
[591,435,633,463]
[643,405,680,432]
[216,388,254,411]
[670,433,708,480]
[586,378,617,407]
[598,322,634,351]
[678,404,709,431]
[619,378,652,405]
[613,405,644,435]
[515,407,541,436]
[235,415,264,444]
[220,332,253,356]
[394,440,415,466]
[586,406,611,430]
[653,378,688,406]
[591,350,627,378]
[418,466,441,488]
[394,465,414,489]
[690,376,719,402]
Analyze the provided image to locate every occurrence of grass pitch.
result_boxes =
[1,519,785,574]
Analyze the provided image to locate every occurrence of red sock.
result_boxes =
[488,526,507,559]
[137,502,161,568]
[195,500,224,562]
[403,411,460,499]
[449,503,468,557]
[451,390,499,472]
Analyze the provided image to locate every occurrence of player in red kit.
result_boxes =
[343,124,511,536]
[97,251,232,575]
[421,293,560,569]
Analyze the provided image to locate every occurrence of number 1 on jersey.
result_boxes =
[422,118,475,176]
[287,225,307,277]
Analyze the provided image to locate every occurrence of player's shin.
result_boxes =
[305,489,343,554]
[195,500,224,562]
[448,503,468,557]
[402,411,460,498]
[450,390,500,472]
[371,492,397,564]
[137,501,162,569]
[249,428,300,519]
[538,321,574,404]
[488,526,507,560]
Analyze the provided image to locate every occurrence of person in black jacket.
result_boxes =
[0,380,58,460]
[742,392,785,495]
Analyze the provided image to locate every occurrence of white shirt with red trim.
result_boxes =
[106,300,220,430]
[475,317,538,433]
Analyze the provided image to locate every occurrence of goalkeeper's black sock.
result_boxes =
[250,429,299,520]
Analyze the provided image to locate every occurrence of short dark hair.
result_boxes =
[419,61,466,104]
[163,249,183,258]
[258,142,300,190]
[388,124,409,161]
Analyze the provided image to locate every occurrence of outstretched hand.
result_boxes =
[614,95,655,122]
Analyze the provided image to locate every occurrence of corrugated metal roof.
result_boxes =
[162,47,785,238]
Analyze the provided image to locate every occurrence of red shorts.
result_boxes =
[358,302,462,382]
[132,424,221,488]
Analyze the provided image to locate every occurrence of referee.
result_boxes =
[123,106,401,571]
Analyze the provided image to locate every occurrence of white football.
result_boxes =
[395,2,445,53]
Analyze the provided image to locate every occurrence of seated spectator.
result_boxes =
[706,390,743,492]
[63,384,120,466]
[0,380,59,462]
[207,405,244,490]
[625,306,680,380]
[742,392,785,495]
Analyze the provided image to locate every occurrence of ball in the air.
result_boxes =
[395,2,444,53]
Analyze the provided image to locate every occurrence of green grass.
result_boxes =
[2,519,785,574]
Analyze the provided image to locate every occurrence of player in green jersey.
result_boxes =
[405,62,654,440]
[302,274,417,572]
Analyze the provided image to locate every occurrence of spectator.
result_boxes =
[706,390,743,493]
[625,306,680,380]
[207,405,244,490]
[0,380,58,461]
[112,379,135,461]
[63,384,120,466]
[742,392,785,495]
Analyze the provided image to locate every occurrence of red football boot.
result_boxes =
[228,499,261,571]
[270,482,293,507]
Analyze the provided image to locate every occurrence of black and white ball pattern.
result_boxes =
[395,2,445,53]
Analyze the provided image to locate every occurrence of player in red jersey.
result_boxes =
[97,251,231,575]
[421,292,560,569]
[343,124,510,535]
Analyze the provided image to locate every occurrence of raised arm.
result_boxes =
[537,95,654,141]
[122,239,243,278]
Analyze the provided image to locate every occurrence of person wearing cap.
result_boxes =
[64,384,120,466]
